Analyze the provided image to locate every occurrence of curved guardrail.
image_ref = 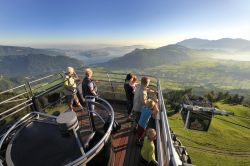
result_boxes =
[67,96,114,166]
[0,96,114,166]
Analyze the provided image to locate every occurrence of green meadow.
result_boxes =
[168,103,250,166]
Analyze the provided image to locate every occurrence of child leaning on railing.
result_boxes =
[136,99,159,145]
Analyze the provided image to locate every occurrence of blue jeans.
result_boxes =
[86,97,95,113]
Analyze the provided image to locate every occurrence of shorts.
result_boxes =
[66,94,79,104]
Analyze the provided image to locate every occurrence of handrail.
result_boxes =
[158,80,182,166]
[29,74,55,84]
[155,117,163,166]
[0,91,28,105]
[0,99,32,117]
[31,75,63,92]
[0,103,33,121]
[0,84,26,95]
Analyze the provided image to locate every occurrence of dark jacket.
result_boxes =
[124,82,134,101]
[82,77,97,97]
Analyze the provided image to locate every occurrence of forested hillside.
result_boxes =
[0,54,84,77]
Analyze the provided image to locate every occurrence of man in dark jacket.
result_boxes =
[82,68,97,113]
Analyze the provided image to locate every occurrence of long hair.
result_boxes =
[125,73,133,82]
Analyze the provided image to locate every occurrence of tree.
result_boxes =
[232,94,239,104]
[239,96,244,104]
[216,91,224,101]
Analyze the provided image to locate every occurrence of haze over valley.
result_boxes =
[1,38,250,97]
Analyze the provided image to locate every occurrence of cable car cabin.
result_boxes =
[180,105,212,131]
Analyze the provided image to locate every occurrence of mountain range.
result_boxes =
[177,38,250,51]
[1,38,250,75]
[101,38,250,69]
[101,45,194,69]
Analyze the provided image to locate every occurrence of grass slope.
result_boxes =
[168,102,250,166]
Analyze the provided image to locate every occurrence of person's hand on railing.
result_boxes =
[95,94,100,99]
[147,87,158,95]
[152,103,159,119]
[149,96,158,104]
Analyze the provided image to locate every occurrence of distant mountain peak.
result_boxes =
[100,44,191,69]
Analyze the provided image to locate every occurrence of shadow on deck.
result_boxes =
[108,103,141,166]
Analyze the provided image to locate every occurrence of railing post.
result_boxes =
[106,72,115,99]
[27,81,33,96]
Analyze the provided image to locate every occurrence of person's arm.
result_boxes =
[152,104,159,119]
[89,82,97,96]
[147,87,158,93]
[131,85,136,94]
[143,91,148,105]
[64,78,69,87]
[64,77,73,91]
[91,89,97,96]
[73,72,80,81]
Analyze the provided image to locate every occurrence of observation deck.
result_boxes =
[0,68,191,166]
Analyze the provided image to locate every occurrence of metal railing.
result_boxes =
[0,84,31,124]
[0,96,115,166]
[157,80,183,166]
[67,96,114,166]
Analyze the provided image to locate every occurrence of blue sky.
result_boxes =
[0,0,249,47]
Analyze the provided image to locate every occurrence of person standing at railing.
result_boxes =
[64,67,83,112]
[124,73,138,121]
[82,68,98,114]
[133,76,150,128]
